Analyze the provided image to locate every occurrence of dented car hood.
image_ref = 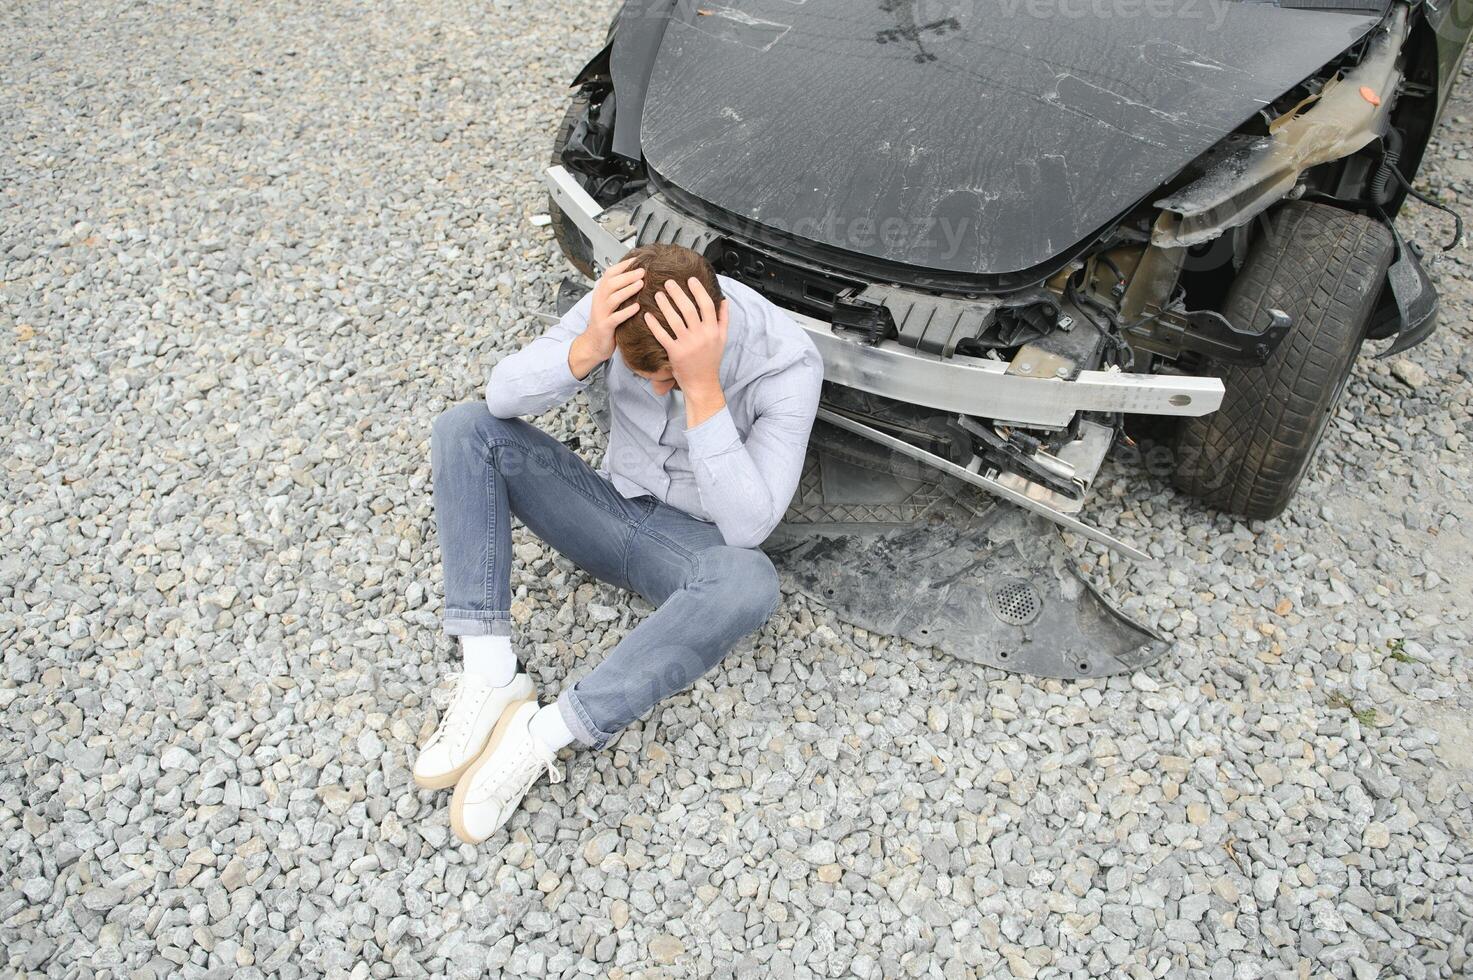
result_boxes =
[636,0,1381,282]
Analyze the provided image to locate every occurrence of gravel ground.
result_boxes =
[3,2,1471,977]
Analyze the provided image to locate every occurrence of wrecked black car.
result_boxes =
[541,0,1467,674]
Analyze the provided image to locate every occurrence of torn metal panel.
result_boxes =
[636,0,1379,282]
[1154,5,1409,247]
[767,423,1167,679]
[815,407,1150,561]
[1120,214,1187,322]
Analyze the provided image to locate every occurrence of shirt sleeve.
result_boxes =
[685,347,824,549]
[484,290,596,419]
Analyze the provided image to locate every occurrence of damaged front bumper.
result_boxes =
[548,165,1223,430]
[547,163,1222,562]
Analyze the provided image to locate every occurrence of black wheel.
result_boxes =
[548,91,596,279]
[1173,201,1394,520]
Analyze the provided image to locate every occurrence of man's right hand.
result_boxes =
[568,258,645,380]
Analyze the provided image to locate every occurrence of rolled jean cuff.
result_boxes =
[556,686,617,750]
[443,610,513,637]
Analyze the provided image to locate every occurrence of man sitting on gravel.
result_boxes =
[418,243,824,844]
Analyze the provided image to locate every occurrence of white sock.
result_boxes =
[459,634,518,686]
[528,702,575,753]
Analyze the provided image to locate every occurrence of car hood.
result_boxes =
[637,0,1381,283]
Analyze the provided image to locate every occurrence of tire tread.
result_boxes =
[1174,201,1394,519]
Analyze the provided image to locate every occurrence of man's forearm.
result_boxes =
[682,377,727,429]
[683,405,778,550]
[567,332,608,381]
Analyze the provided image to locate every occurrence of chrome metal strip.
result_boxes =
[544,165,631,271]
[817,408,1151,562]
[796,313,1222,427]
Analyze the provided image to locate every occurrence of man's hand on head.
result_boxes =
[646,277,730,428]
[568,258,645,380]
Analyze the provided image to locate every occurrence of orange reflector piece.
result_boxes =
[1360,86,1381,106]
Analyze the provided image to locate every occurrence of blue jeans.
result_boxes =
[430,402,781,749]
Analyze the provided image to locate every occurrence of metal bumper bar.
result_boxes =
[545,165,1225,427]
[546,165,634,271]
[794,313,1220,427]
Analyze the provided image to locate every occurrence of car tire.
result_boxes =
[1172,201,1393,520]
[548,91,597,279]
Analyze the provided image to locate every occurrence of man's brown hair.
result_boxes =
[614,243,724,374]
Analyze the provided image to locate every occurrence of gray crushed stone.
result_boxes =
[2,1,1470,977]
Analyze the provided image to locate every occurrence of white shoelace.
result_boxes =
[425,675,491,754]
[470,727,563,806]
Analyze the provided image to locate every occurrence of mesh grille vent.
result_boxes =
[992,580,1041,626]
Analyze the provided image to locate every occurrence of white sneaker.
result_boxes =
[450,701,563,844]
[412,672,535,790]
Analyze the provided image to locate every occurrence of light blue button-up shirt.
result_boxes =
[485,275,824,548]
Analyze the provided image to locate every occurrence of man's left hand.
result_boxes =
[647,278,730,426]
